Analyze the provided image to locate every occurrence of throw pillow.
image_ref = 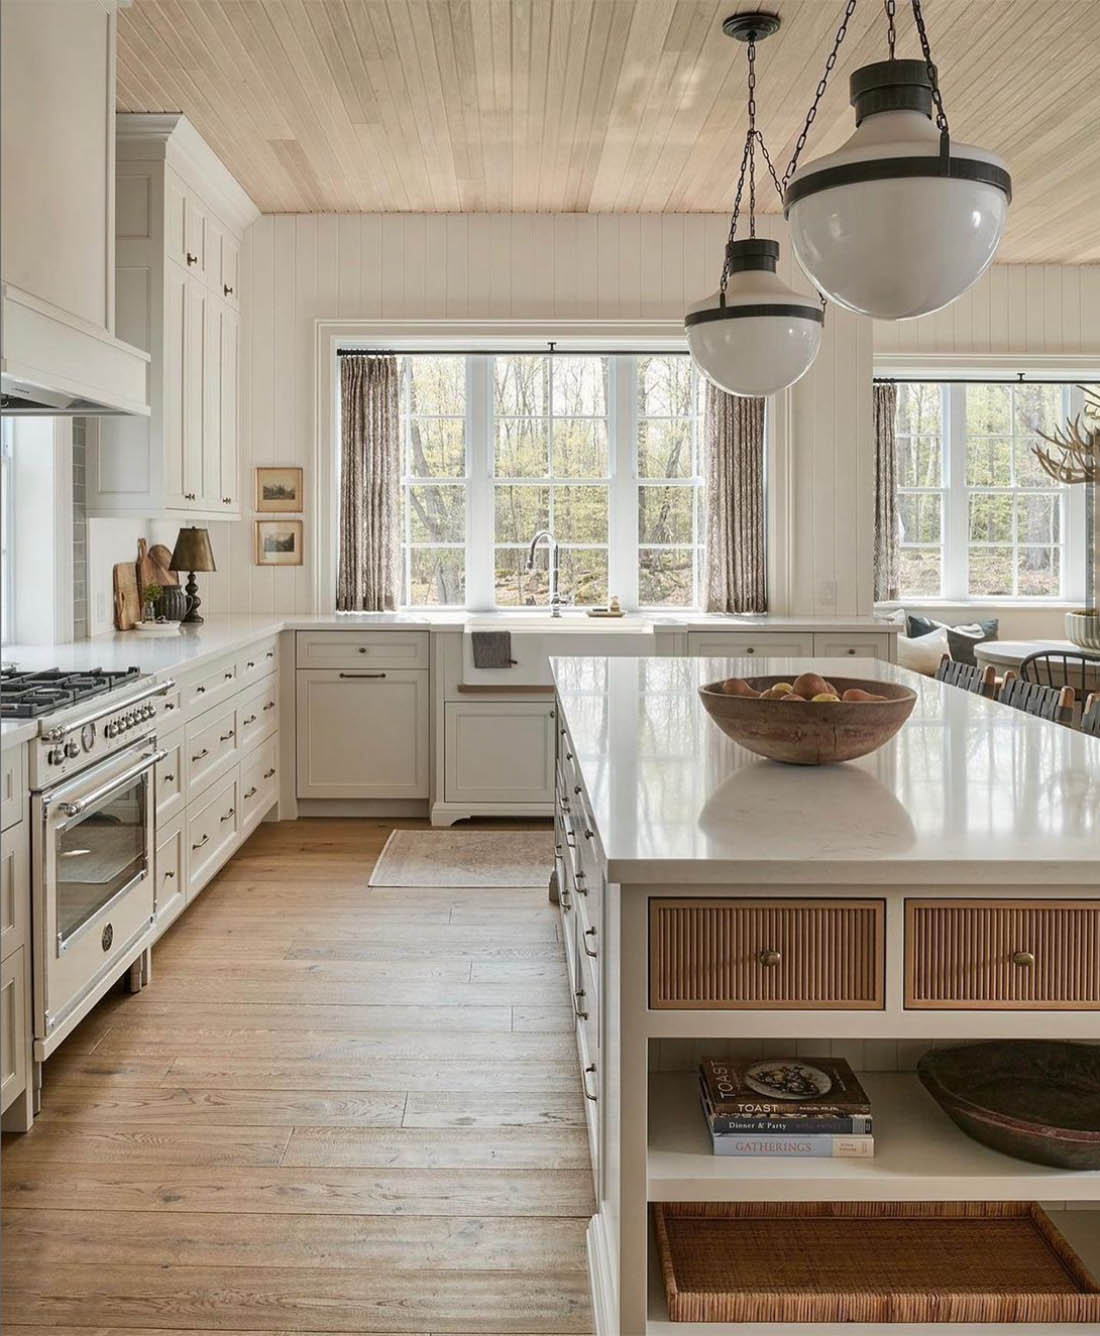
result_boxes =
[895,625,951,676]
[906,614,999,666]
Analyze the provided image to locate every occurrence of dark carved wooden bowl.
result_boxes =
[698,675,917,765]
[918,1041,1100,1170]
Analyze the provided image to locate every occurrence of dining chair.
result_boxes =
[1018,649,1100,696]
[1081,693,1100,738]
[998,675,1076,725]
[934,655,997,698]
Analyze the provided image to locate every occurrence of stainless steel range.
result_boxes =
[1,667,175,1085]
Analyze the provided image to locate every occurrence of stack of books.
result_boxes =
[699,1056,874,1158]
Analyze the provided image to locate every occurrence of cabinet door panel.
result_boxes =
[0,821,29,957]
[218,304,238,509]
[1,947,28,1115]
[444,702,556,805]
[183,192,206,277]
[164,169,188,270]
[154,814,186,936]
[201,296,221,506]
[162,262,188,507]
[296,670,428,799]
[180,274,206,506]
[220,233,240,307]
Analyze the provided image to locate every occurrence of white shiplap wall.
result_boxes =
[212,212,871,618]
[217,213,1098,621]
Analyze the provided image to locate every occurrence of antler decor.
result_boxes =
[1032,386,1100,484]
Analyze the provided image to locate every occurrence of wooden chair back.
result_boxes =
[1018,649,1100,696]
[998,675,1076,726]
[935,655,997,698]
[1081,693,1100,738]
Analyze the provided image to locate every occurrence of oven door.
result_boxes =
[33,736,163,1055]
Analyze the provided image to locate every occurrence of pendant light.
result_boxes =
[685,13,823,398]
[783,0,1012,320]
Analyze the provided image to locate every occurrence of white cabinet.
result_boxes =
[443,701,556,806]
[296,669,429,800]
[154,813,186,934]
[89,115,257,522]
[1,947,28,1116]
[812,631,893,661]
[688,631,814,658]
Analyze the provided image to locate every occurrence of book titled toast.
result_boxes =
[699,1071,872,1135]
[700,1056,871,1119]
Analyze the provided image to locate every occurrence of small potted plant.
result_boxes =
[141,583,163,624]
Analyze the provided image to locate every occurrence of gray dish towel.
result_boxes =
[471,631,516,668]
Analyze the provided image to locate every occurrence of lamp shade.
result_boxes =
[169,526,217,573]
[784,61,1011,321]
[685,239,823,397]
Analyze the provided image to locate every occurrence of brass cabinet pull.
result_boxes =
[220,807,235,822]
[573,988,588,1021]
[266,650,274,659]
[192,834,209,850]
[195,685,206,694]
[263,701,276,710]
[223,284,233,297]
[584,828,594,840]
[582,1063,598,1102]
[184,492,197,501]
[1012,949,1036,968]
[164,772,175,782]
[758,948,782,967]
[263,768,276,779]
[164,870,175,879]
[340,671,386,679]
[219,730,235,742]
[191,748,209,762]
[186,251,198,265]
[583,927,598,959]
[244,786,258,799]
[224,671,234,680]
[222,496,232,504]
[573,784,581,795]
[243,714,257,726]
[247,661,255,669]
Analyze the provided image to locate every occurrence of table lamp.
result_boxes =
[169,527,216,625]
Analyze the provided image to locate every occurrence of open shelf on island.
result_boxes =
[648,1070,1100,1203]
[646,1207,1100,1335]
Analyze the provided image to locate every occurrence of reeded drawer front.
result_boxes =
[906,899,1100,1010]
[649,898,885,1010]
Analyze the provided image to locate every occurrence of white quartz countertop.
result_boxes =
[551,655,1100,885]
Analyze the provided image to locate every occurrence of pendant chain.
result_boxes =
[783,0,858,185]
[720,35,760,292]
[885,0,896,59]
[911,0,950,137]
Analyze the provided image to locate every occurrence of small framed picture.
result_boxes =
[255,519,303,566]
[255,466,304,513]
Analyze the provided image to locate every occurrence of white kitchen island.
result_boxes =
[550,655,1100,1335]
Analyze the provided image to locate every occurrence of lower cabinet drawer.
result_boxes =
[185,702,239,802]
[687,632,814,659]
[154,813,186,934]
[186,772,239,897]
[811,632,891,661]
[1,945,29,1114]
[1,819,29,957]
[238,675,279,752]
[1,747,26,832]
[649,898,885,1010]
[155,728,185,824]
[906,898,1100,1009]
[241,735,279,831]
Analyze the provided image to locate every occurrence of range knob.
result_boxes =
[143,704,156,720]
[105,721,119,738]
[47,747,65,765]
[64,741,80,759]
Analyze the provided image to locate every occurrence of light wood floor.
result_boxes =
[2,818,593,1335]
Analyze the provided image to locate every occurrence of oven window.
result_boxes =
[57,774,148,944]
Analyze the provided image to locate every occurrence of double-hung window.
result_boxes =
[395,351,707,610]
[893,380,1089,601]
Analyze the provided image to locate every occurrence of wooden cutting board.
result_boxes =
[113,561,141,631]
[136,539,158,599]
[148,542,179,587]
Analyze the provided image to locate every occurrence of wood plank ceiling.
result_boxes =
[116,1,1100,262]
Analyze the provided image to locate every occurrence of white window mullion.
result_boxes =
[1064,384,1088,603]
[944,383,969,600]
[609,355,638,610]
[466,355,494,610]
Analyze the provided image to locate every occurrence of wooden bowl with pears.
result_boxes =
[698,670,918,765]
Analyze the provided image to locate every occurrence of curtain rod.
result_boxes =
[874,375,1096,386]
[337,346,687,357]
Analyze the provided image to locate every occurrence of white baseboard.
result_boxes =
[587,1212,617,1336]
[430,800,555,827]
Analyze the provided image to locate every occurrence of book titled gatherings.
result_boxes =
[700,1057,874,1157]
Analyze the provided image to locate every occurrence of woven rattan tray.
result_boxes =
[653,1201,1100,1323]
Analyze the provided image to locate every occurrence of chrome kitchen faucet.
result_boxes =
[525,529,568,617]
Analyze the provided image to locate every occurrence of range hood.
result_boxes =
[1,374,136,416]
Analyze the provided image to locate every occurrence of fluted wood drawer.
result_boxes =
[906,899,1100,1009]
[649,898,885,1010]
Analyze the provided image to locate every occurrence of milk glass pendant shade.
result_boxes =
[684,12,823,398]
[784,59,1011,320]
[686,239,823,397]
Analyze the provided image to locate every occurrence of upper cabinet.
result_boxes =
[89,115,258,522]
[0,0,148,415]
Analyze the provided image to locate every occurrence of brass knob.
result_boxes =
[1011,949,1035,968]
[224,284,234,296]
[758,948,782,967]
[186,251,198,265]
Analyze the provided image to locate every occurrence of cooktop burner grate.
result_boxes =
[0,667,143,719]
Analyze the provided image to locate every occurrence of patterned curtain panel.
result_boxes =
[337,354,400,612]
[873,381,900,604]
[704,386,767,614]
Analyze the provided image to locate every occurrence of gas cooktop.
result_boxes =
[0,667,143,719]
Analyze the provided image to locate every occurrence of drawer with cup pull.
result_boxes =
[296,630,429,672]
[154,728,186,824]
[238,676,279,753]
[186,771,239,898]
[154,812,186,935]
[184,702,239,803]
[236,638,278,685]
[905,898,1100,1009]
[240,735,279,833]
[649,897,885,1010]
